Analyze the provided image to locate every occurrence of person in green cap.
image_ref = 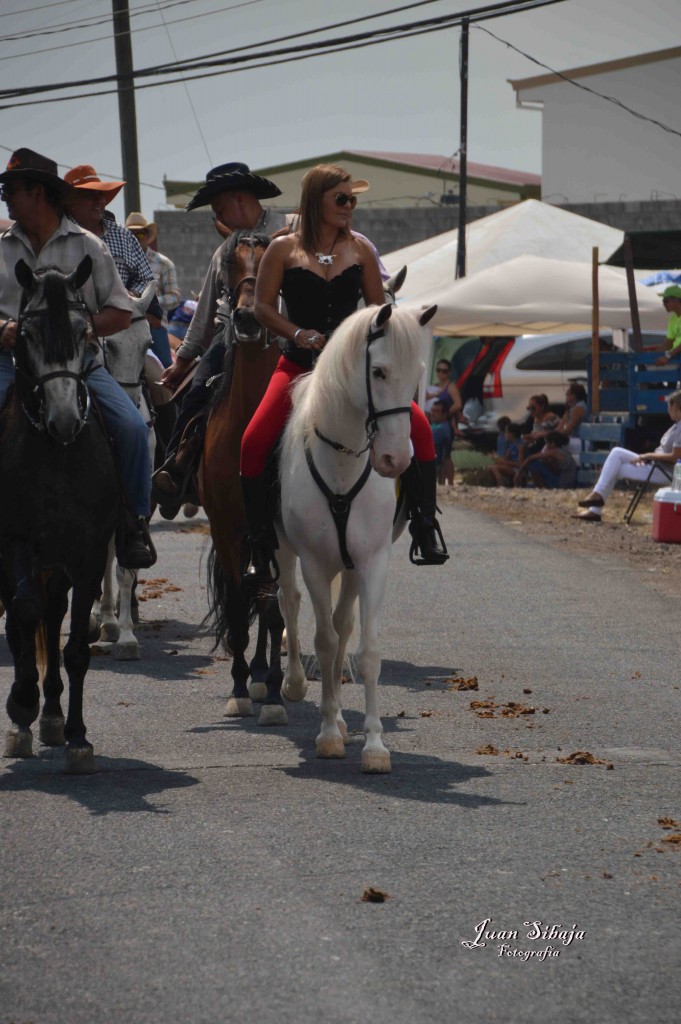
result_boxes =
[655,285,681,365]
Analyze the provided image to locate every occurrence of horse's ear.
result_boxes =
[419,305,438,327]
[371,303,393,333]
[140,279,156,311]
[14,259,34,291]
[384,265,407,299]
[68,255,93,291]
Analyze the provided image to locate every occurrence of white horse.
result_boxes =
[92,282,156,660]
[274,302,437,773]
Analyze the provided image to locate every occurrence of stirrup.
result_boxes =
[408,516,449,566]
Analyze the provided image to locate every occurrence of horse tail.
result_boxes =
[205,543,256,652]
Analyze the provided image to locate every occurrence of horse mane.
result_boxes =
[219,229,271,272]
[283,304,425,459]
[26,267,80,363]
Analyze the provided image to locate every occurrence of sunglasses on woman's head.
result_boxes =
[334,193,357,208]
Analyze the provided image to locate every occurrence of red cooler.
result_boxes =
[652,487,681,543]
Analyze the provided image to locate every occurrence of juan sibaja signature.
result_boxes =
[461,918,586,960]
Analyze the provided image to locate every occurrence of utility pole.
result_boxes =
[111,0,141,215]
[455,17,469,280]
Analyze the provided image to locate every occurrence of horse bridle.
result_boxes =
[305,313,412,569]
[14,301,96,436]
[314,316,413,458]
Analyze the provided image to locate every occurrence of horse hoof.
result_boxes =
[39,715,66,747]
[225,697,253,718]
[99,622,120,644]
[113,642,140,661]
[247,681,267,702]
[316,735,346,759]
[361,750,392,774]
[88,617,101,644]
[338,720,349,744]
[258,704,288,727]
[64,743,97,774]
[282,679,308,702]
[4,726,33,758]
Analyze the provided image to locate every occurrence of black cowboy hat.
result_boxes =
[0,148,71,198]
[185,161,281,211]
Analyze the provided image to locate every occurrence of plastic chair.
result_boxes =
[622,461,673,524]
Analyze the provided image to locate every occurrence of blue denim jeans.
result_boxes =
[0,349,151,516]
[149,325,173,368]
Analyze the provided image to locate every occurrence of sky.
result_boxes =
[0,0,679,224]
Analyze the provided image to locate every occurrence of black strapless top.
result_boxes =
[281,264,362,368]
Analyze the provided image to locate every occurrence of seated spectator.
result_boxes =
[515,431,576,489]
[557,382,587,454]
[573,389,681,522]
[521,393,561,456]
[431,399,454,490]
[488,422,524,487]
[495,415,511,456]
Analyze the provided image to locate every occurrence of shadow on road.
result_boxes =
[0,754,200,816]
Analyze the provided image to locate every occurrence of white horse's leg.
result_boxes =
[300,559,344,760]
[331,572,359,744]
[278,540,308,703]
[98,537,120,643]
[112,565,140,661]
[356,550,392,773]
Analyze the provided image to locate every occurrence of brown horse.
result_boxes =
[201,230,286,723]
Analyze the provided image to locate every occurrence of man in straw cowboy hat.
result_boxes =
[125,211,180,368]
[0,148,155,568]
[151,160,286,516]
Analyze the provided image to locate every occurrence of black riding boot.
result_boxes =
[241,474,277,585]
[402,458,449,566]
[116,509,157,570]
[151,418,203,520]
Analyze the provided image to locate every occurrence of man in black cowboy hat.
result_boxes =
[0,147,155,568]
[152,161,286,515]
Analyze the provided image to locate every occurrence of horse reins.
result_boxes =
[305,312,412,569]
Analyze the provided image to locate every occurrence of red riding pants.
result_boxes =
[240,355,435,477]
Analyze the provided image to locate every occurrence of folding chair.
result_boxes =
[623,460,673,524]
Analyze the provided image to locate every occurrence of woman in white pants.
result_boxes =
[573,390,681,522]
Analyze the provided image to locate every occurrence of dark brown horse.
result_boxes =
[201,230,286,724]
[0,256,119,772]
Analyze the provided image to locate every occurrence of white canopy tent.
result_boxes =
[383,199,624,304]
[401,255,669,337]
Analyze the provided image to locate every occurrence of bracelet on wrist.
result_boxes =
[293,327,304,343]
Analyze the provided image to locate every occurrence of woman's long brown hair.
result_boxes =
[297,164,353,254]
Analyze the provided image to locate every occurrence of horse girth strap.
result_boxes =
[304,439,373,571]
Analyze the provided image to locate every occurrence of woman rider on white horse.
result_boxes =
[240,162,448,583]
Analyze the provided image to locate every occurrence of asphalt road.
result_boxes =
[1,504,678,1024]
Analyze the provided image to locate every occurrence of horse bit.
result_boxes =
[304,313,412,570]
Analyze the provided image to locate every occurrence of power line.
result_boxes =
[476,23,681,141]
[0,1,565,101]
[0,0,83,19]
[0,0,442,62]
[0,0,208,41]
[0,0,270,63]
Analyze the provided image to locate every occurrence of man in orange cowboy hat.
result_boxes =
[64,164,158,302]
[0,148,155,568]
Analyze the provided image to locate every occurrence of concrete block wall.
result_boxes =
[156,199,681,298]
